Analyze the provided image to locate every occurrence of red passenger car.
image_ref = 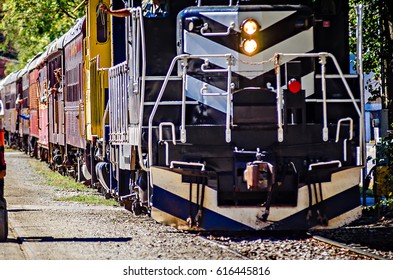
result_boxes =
[36,52,50,161]
[28,53,42,157]
[63,17,86,178]
[46,35,66,171]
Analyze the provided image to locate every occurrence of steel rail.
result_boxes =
[311,234,389,260]
[197,235,251,260]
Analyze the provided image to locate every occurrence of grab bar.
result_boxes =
[335,117,353,142]
[170,161,205,171]
[200,22,235,37]
[309,160,342,171]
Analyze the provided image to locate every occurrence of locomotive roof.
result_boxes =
[63,16,86,47]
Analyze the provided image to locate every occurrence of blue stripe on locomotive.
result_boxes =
[152,185,254,231]
[152,184,360,231]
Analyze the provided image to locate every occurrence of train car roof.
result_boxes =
[17,63,30,79]
[27,52,44,72]
[47,33,67,57]
[34,39,59,68]
[2,70,21,86]
[63,16,86,47]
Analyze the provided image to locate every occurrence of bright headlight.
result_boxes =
[242,39,258,55]
[242,19,258,35]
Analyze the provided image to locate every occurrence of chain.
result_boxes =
[235,56,275,66]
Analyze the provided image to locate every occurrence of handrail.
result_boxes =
[159,122,176,166]
[158,122,177,145]
[136,7,148,171]
[335,117,353,143]
[336,117,354,163]
[201,60,230,73]
[200,22,235,37]
[309,160,342,171]
[200,83,227,96]
[102,101,109,157]
[78,101,84,137]
[225,57,233,143]
[320,55,328,141]
[274,52,361,117]
[108,61,128,144]
[147,53,234,171]
[180,59,187,143]
[197,0,234,7]
[274,52,362,145]
[274,55,284,142]
[148,54,189,171]
[170,161,205,171]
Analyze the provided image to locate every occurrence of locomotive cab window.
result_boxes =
[97,5,108,43]
[142,0,168,18]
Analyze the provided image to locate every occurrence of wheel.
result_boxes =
[132,200,142,215]
[104,192,112,200]
[0,198,8,242]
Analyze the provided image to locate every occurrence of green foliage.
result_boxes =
[363,135,393,216]
[359,186,373,197]
[29,157,119,207]
[29,159,92,192]
[363,196,393,216]
[374,135,393,198]
[56,195,119,207]
[0,0,84,74]
[348,0,393,107]
[348,0,382,77]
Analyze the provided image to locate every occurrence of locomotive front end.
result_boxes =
[149,3,362,231]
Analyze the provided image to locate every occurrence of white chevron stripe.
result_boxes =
[184,28,314,79]
[186,75,227,113]
[200,11,296,32]
[186,72,314,114]
[302,72,315,97]
[199,11,238,30]
[151,166,362,230]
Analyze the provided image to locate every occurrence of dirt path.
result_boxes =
[1,151,242,260]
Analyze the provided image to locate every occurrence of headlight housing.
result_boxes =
[240,19,260,56]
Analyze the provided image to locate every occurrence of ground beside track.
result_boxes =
[1,151,243,260]
[1,151,392,260]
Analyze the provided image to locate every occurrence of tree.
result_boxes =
[349,0,393,211]
[0,0,84,74]
[349,0,393,119]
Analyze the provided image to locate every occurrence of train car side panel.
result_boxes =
[64,26,86,149]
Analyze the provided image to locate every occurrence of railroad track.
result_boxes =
[197,230,391,260]
[197,234,251,260]
[310,234,389,260]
